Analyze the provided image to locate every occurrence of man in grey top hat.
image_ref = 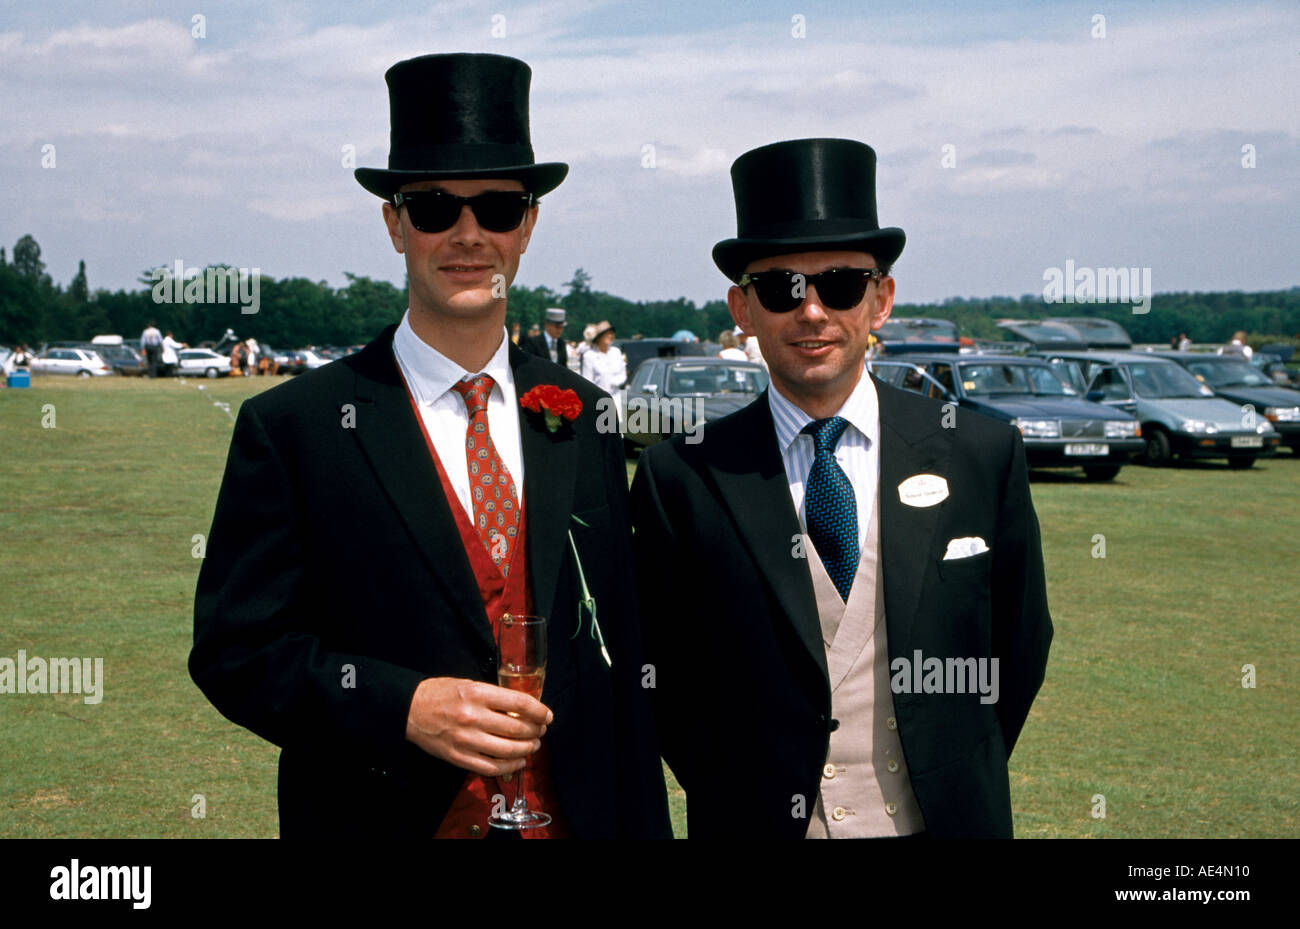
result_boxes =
[521,307,569,367]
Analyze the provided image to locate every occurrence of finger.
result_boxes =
[458,731,543,762]
[477,710,546,740]
[480,685,551,724]
[447,748,531,778]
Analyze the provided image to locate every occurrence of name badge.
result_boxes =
[898,473,949,508]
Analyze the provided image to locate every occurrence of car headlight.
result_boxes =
[1104,420,1139,438]
[1181,420,1219,434]
[1264,406,1300,422]
[1012,418,1061,438]
[1257,422,1277,435]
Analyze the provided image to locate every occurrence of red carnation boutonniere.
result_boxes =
[520,385,582,433]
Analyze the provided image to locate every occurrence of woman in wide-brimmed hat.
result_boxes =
[580,321,626,413]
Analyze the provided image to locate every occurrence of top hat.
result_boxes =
[712,138,905,283]
[544,307,566,324]
[354,53,568,199]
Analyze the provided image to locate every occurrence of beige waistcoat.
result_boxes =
[804,487,926,838]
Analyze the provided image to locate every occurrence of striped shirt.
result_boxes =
[767,367,880,554]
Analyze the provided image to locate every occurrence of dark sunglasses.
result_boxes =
[738,268,885,312]
[391,190,535,234]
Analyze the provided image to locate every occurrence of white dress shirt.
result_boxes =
[391,311,525,521]
[768,365,880,554]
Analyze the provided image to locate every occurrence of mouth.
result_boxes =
[790,339,836,357]
[439,263,495,282]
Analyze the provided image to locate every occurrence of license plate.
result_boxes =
[1065,443,1108,456]
[1231,436,1262,448]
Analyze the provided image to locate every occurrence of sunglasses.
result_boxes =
[391,190,535,234]
[738,268,885,312]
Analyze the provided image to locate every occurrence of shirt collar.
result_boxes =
[393,309,513,404]
[768,363,879,454]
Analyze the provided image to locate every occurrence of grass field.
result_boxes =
[1,374,1296,838]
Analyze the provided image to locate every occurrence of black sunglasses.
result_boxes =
[738,268,885,312]
[391,190,535,234]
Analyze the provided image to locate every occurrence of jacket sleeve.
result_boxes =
[988,428,1053,757]
[189,400,426,757]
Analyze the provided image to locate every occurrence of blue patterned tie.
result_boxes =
[804,417,858,602]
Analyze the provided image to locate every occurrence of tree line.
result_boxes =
[2,234,1297,350]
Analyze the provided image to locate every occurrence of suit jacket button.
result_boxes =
[886,716,897,730]
[887,760,900,773]
[829,718,840,732]
[469,824,482,837]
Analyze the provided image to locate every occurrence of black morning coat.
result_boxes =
[190,325,671,838]
[630,376,1053,838]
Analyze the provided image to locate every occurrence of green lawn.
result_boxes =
[1,375,1296,837]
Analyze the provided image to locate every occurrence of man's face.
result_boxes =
[544,321,565,339]
[382,177,537,322]
[728,249,894,408]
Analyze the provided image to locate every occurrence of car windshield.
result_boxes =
[1127,362,1207,398]
[874,319,958,342]
[666,364,768,395]
[957,363,1076,397]
[1184,358,1272,388]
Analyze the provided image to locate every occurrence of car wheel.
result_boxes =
[205,367,218,379]
[1083,465,1121,481]
[1227,456,1255,470]
[77,370,91,378]
[1143,428,1171,466]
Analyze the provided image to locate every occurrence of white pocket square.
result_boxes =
[943,536,989,560]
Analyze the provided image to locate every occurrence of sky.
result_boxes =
[2,0,1297,313]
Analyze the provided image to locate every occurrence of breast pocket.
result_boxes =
[936,549,992,583]
[570,504,611,532]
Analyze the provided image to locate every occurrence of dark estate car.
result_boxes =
[872,317,961,355]
[997,317,1133,351]
[614,337,706,376]
[1151,352,1300,455]
[1032,350,1281,468]
[623,357,768,454]
[871,353,1144,480]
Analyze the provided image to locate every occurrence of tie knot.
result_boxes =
[452,374,494,416]
[804,416,850,453]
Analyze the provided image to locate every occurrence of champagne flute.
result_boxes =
[490,613,551,830]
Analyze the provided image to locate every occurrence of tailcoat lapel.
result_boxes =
[704,393,828,682]
[347,326,494,652]
[875,377,954,658]
[510,345,579,625]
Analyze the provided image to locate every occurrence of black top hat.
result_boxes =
[354,53,568,199]
[712,138,905,283]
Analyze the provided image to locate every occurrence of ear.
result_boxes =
[382,201,404,255]
[870,275,895,331]
[727,285,754,335]
[519,203,539,255]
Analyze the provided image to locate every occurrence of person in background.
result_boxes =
[738,325,766,368]
[140,321,164,377]
[229,340,245,376]
[162,331,186,377]
[717,329,747,361]
[521,307,569,367]
[580,321,626,395]
[1218,331,1253,360]
[245,337,260,376]
[510,321,521,345]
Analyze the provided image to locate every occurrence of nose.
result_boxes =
[793,279,829,323]
[447,202,486,246]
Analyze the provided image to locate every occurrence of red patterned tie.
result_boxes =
[451,374,520,576]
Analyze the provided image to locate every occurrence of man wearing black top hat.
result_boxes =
[631,139,1052,838]
[190,53,670,839]
[521,307,569,367]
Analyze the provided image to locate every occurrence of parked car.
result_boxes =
[615,338,706,377]
[871,353,1143,480]
[997,317,1132,350]
[297,349,334,370]
[623,357,768,454]
[1150,352,1300,455]
[872,317,961,355]
[94,342,147,376]
[30,347,113,377]
[176,348,232,378]
[1032,351,1281,468]
[276,349,308,375]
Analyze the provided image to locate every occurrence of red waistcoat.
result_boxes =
[400,380,568,839]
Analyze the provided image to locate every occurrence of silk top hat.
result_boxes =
[712,138,905,283]
[354,53,568,199]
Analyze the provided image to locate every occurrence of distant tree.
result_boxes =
[69,260,90,303]
[12,234,46,281]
